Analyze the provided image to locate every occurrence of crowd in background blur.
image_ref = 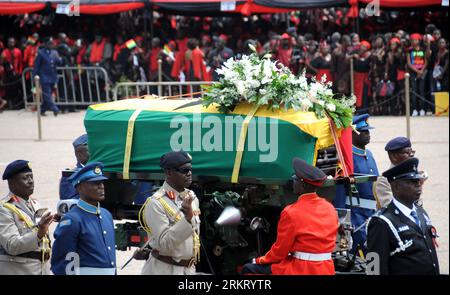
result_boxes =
[0,8,448,115]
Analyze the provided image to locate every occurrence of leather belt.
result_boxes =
[18,251,50,262]
[151,250,195,268]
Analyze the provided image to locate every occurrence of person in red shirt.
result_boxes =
[1,38,23,75]
[0,54,6,111]
[147,37,162,81]
[275,33,293,70]
[241,158,339,275]
[1,38,23,108]
[23,33,40,69]
[184,38,209,82]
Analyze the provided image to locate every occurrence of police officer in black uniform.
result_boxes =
[367,158,439,275]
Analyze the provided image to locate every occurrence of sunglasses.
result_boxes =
[174,167,192,174]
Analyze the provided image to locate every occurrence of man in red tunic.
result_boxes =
[241,158,339,275]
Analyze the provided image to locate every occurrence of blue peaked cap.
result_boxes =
[353,114,374,131]
[68,162,108,187]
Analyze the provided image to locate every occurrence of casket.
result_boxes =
[84,98,340,183]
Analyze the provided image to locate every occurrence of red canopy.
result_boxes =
[0,3,46,15]
[358,0,443,7]
[0,0,445,15]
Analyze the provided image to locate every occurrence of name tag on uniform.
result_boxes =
[398,225,410,232]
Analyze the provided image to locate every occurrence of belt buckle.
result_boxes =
[188,258,195,268]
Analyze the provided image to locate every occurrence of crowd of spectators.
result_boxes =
[0,8,448,115]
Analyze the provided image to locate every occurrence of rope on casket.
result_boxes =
[123,108,143,179]
[231,105,259,184]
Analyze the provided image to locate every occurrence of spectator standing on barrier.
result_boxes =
[367,158,440,275]
[407,33,428,117]
[208,35,234,81]
[433,38,449,92]
[352,40,371,110]
[32,37,64,116]
[59,134,90,200]
[1,37,23,109]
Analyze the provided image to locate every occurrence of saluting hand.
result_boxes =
[37,212,55,239]
[181,195,194,222]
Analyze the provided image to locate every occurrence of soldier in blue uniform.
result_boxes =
[334,114,379,254]
[367,158,439,275]
[32,37,64,116]
[51,162,116,275]
[59,134,89,200]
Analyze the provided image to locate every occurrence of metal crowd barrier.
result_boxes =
[22,66,111,109]
[112,81,213,100]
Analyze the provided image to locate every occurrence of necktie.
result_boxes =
[410,210,421,227]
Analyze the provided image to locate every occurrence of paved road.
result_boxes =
[0,110,448,274]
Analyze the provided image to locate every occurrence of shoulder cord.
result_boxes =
[368,215,413,256]
[138,196,200,263]
[1,202,51,263]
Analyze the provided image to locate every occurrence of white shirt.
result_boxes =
[392,197,419,225]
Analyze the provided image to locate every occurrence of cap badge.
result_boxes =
[27,162,32,169]
[94,167,101,174]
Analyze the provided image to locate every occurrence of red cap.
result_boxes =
[219,34,228,42]
[360,40,371,50]
[410,33,422,41]
[281,33,290,39]
[389,37,401,45]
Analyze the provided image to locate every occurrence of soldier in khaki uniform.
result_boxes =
[374,137,426,209]
[140,151,201,275]
[0,160,55,275]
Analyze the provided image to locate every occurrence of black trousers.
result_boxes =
[241,263,272,274]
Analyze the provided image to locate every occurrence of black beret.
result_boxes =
[292,157,326,187]
[382,157,424,182]
[385,137,411,152]
[2,160,32,180]
[160,151,192,169]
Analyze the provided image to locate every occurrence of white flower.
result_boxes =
[325,103,336,112]
[259,89,267,95]
[317,100,325,106]
[234,80,247,96]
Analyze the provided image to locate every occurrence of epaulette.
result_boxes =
[152,190,165,200]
